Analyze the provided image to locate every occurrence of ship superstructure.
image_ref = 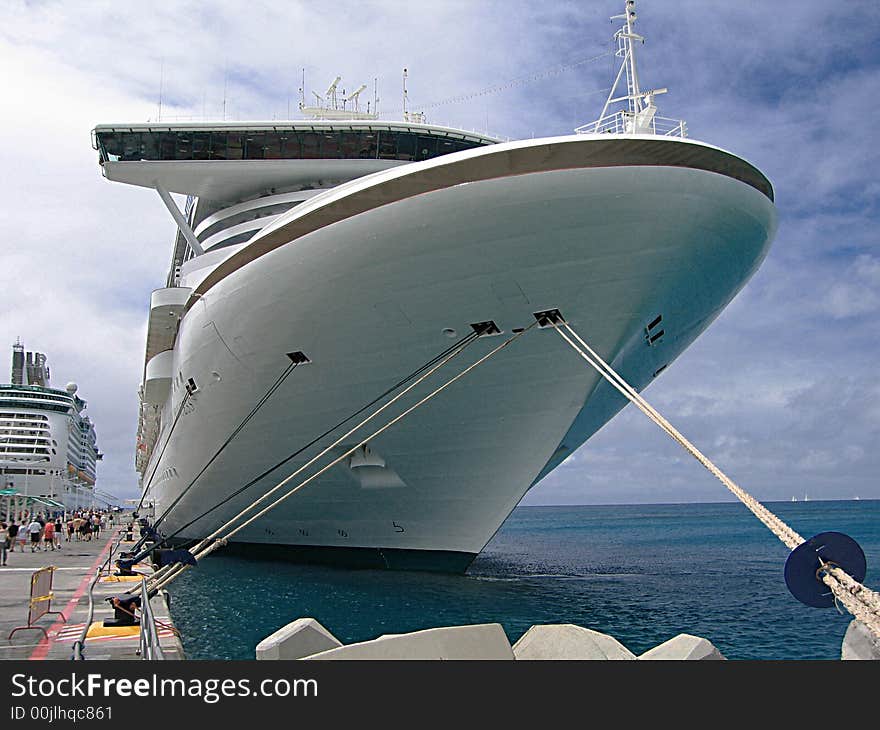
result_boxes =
[93,3,776,570]
[0,341,102,515]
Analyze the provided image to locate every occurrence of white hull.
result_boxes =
[141,137,776,568]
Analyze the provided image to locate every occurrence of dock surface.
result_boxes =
[0,527,184,660]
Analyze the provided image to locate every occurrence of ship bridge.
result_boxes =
[92,121,498,200]
[93,121,500,287]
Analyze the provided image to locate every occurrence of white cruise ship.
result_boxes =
[93,3,776,570]
[0,341,102,516]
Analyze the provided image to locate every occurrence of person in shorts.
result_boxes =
[43,519,56,551]
[28,518,43,552]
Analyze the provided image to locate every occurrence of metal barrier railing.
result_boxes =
[71,568,101,660]
[72,527,133,660]
[7,566,65,640]
[138,577,165,660]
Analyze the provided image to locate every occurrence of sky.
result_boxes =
[0,1,878,506]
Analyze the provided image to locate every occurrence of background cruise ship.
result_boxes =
[0,341,103,519]
[93,3,777,570]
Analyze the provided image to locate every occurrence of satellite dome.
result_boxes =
[65,382,78,394]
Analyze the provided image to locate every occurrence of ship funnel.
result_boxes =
[11,340,24,385]
[25,351,49,387]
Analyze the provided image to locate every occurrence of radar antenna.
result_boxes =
[325,75,342,110]
[299,75,379,120]
[344,83,368,112]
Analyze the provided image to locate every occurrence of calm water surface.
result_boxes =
[166,499,879,659]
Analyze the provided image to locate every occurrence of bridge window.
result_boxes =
[97,128,493,165]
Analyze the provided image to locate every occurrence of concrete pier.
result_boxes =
[841,620,880,660]
[513,624,636,660]
[0,527,184,660]
[258,618,732,660]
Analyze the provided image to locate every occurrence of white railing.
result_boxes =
[575,110,687,138]
[138,577,165,660]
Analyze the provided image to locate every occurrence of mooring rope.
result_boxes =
[140,332,477,591]
[140,329,482,591]
[210,322,537,548]
[125,360,304,561]
[150,323,535,593]
[133,387,193,516]
[551,318,880,639]
[151,359,303,534]
[150,330,481,551]
[144,323,535,594]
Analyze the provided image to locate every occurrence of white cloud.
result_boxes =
[3,1,879,505]
[818,254,880,319]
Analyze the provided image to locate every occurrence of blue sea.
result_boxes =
[166,499,880,660]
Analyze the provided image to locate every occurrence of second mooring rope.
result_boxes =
[552,318,880,639]
[138,328,483,592]
[144,323,537,594]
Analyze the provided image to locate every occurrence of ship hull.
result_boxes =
[145,139,776,570]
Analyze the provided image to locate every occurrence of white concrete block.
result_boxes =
[841,620,880,660]
[256,618,342,660]
[638,634,725,660]
[512,624,636,660]
[304,623,514,660]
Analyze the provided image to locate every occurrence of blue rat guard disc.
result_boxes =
[784,531,866,608]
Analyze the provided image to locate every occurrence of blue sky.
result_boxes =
[1,1,878,505]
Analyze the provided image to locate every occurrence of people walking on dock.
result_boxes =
[7,520,18,552]
[27,517,43,552]
[54,517,63,549]
[0,521,8,565]
[43,519,56,551]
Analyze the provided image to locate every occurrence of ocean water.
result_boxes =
[166,499,880,660]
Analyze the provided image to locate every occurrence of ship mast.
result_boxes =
[577,0,684,137]
[621,0,643,116]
